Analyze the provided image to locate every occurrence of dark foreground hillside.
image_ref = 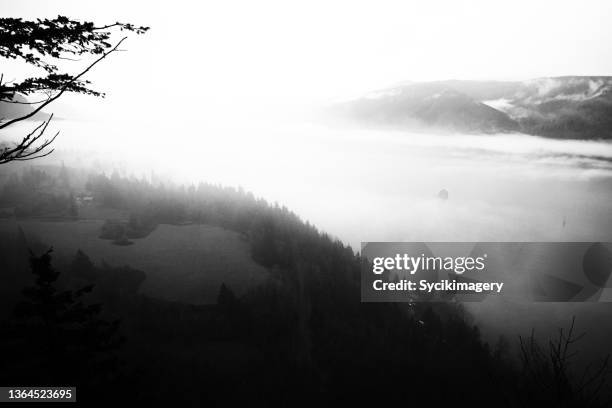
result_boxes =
[0,165,608,406]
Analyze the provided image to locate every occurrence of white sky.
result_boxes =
[2,0,612,122]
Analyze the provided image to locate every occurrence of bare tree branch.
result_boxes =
[0,114,59,164]
[0,37,127,130]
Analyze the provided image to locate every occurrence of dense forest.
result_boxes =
[0,164,608,406]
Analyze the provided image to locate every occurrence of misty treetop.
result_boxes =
[0,16,148,164]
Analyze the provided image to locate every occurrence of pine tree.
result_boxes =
[6,248,123,389]
[59,161,70,187]
[217,283,238,310]
[70,249,97,281]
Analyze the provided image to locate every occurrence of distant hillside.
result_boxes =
[332,76,612,139]
[0,94,50,123]
[0,94,34,119]
[333,82,519,133]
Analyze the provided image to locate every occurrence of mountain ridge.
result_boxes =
[332,76,612,139]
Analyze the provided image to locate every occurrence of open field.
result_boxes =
[0,218,268,304]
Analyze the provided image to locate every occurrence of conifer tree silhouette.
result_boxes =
[7,248,123,389]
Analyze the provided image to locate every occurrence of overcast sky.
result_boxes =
[3,0,612,121]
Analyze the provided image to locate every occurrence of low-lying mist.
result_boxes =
[5,117,612,358]
[10,118,611,245]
